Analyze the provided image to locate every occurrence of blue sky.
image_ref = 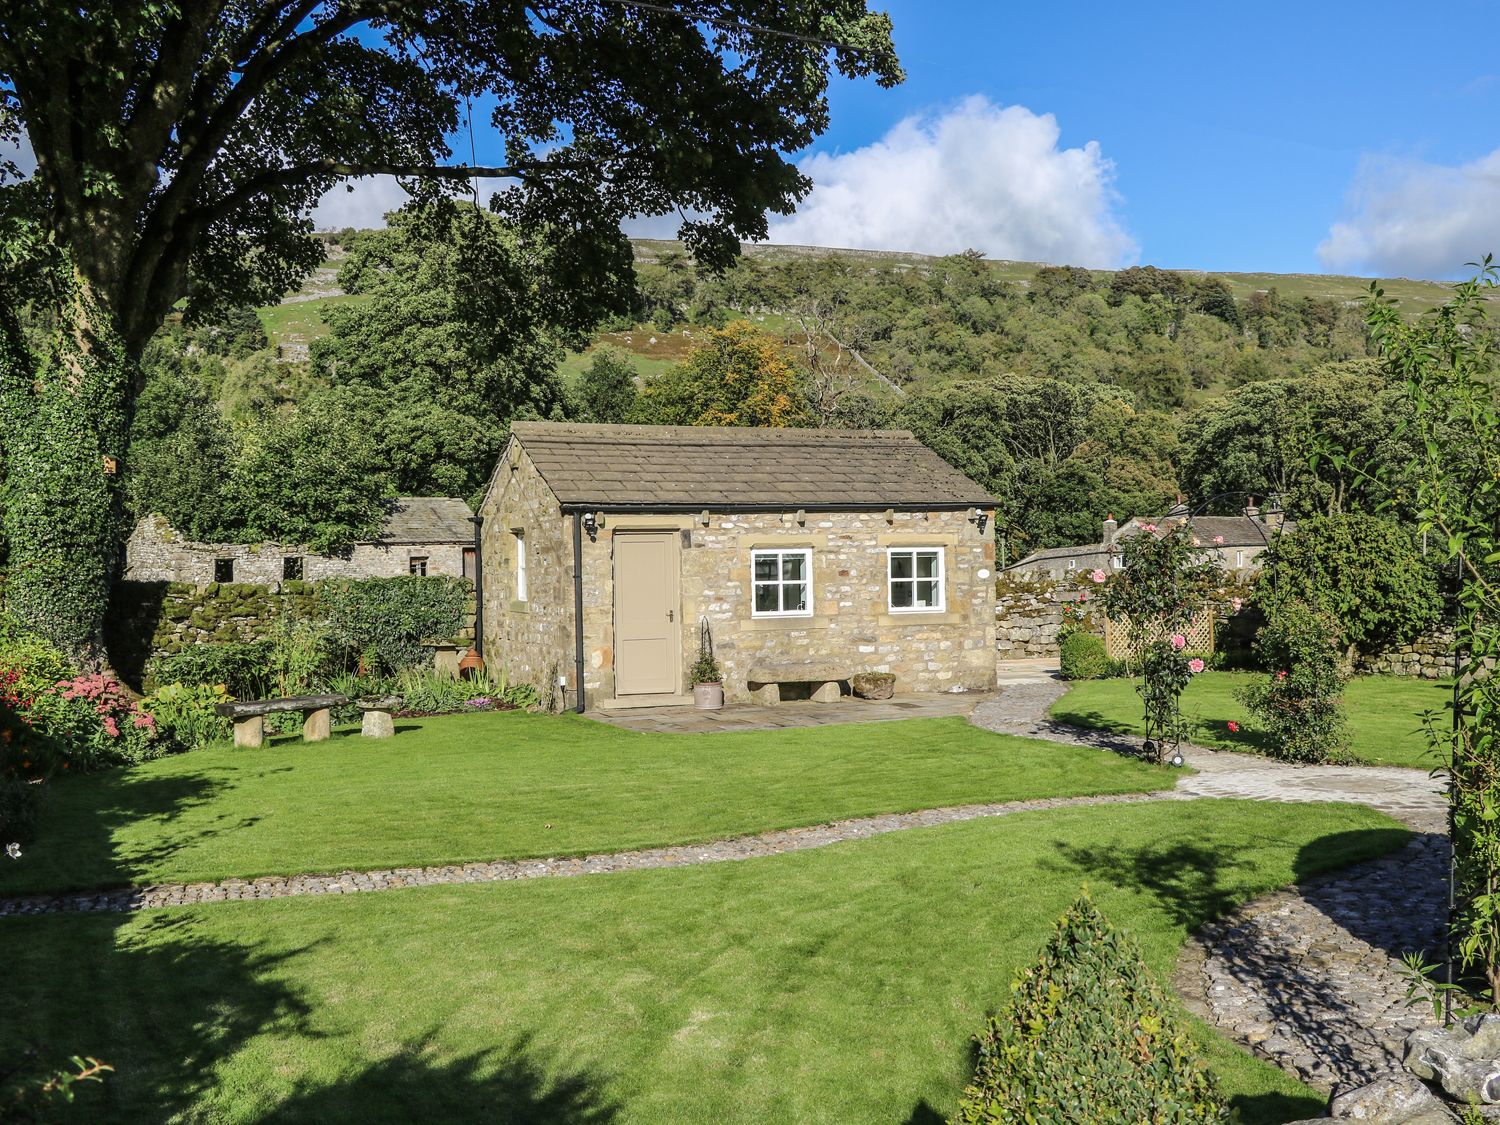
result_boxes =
[781,0,1500,276]
[294,1,1491,277]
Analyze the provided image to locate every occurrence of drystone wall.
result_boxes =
[993,576,1094,659]
[1358,626,1457,679]
[105,579,476,689]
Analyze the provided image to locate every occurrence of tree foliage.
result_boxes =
[1366,260,1500,1004]
[1257,512,1442,659]
[637,321,812,427]
[1240,599,1347,764]
[0,0,901,657]
[573,348,640,424]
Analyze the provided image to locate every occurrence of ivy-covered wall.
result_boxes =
[105,579,476,688]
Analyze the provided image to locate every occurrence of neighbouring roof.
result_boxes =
[1007,512,1292,570]
[373,496,475,544]
[508,422,1001,509]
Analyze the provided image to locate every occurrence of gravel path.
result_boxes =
[0,789,1176,917]
[977,676,1448,1097]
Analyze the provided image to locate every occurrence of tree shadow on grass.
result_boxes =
[270,1032,620,1124]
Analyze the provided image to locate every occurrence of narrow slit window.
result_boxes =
[751,548,811,617]
[514,533,527,601]
[888,548,944,612]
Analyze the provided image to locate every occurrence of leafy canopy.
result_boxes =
[637,320,812,427]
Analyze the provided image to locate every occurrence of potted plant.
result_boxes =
[690,622,724,710]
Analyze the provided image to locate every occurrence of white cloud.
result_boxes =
[308,175,413,230]
[1318,149,1500,278]
[764,95,1136,268]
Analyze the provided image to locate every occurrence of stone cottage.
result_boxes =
[476,422,1000,709]
[124,497,478,586]
[1006,502,1291,581]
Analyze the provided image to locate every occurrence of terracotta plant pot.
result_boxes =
[692,681,724,710]
[458,648,485,679]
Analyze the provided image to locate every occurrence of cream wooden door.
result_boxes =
[613,532,680,696]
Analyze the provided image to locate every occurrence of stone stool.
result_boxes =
[357,696,403,739]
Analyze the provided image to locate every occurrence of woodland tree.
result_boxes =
[0,0,900,657]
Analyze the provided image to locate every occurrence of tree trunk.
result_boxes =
[1,267,135,666]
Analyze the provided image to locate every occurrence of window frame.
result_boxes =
[886,546,946,613]
[750,547,814,619]
[514,532,528,601]
[213,557,234,583]
[282,555,303,581]
[408,555,429,577]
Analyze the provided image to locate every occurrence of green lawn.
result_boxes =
[1,799,1404,1123]
[1051,672,1453,768]
[3,713,1174,895]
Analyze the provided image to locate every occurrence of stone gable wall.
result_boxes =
[125,514,468,584]
[478,444,574,709]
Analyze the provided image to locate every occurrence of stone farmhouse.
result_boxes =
[1006,502,1290,581]
[476,422,1000,710]
[124,497,477,586]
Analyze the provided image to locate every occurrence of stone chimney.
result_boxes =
[1243,497,1260,520]
[1103,513,1117,544]
[1262,499,1285,533]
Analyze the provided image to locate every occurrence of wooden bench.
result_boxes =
[215,694,349,748]
[746,662,850,706]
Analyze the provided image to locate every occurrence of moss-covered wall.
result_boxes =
[105,579,476,689]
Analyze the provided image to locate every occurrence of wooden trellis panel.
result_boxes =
[1103,610,1216,661]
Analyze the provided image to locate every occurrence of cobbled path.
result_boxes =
[0,674,1450,1102]
[975,676,1449,1097]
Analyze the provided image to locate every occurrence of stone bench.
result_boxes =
[215,694,349,748]
[746,662,850,706]
[357,696,403,739]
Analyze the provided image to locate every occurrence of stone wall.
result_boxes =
[1358,626,1457,679]
[993,575,1092,659]
[479,446,998,705]
[125,514,469,584]
[105,578,476,689]
[478,444,574,708]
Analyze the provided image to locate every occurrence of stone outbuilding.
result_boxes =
[476,422,1000,710]
[124,497,478,586]
[1006,502,1292,581]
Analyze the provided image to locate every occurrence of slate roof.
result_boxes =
[372,497,475,544]
[508,422,1000,509]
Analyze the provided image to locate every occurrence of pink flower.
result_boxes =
[1170,634,1186,651]
[102,717,119,738]
[1227,721,1240,733]
[1277,670,1287,681]
[1079,590,1089,602]
[1090,568,1106,584]
[1141,522,1158,533]
[1188,658,1206,674]
[1231,597,1243,612]
[1213,535,1225,545]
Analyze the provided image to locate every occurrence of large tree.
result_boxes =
[0,2,901,657]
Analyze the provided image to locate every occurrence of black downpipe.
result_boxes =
[469,515,484,658]
[572,512,586,713]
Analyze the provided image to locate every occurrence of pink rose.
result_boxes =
[1170,634,1186,651]
[1141,522,1158,533]
[1188,658,1206,674]
[1090,568,1106,584]
[1213,535,1225,545]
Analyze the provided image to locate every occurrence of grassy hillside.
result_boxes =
[261,237,1478,364]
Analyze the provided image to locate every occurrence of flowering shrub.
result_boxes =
[1100,524,1224,765]
[26,675,161,770]
[1239,600,1347,763]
